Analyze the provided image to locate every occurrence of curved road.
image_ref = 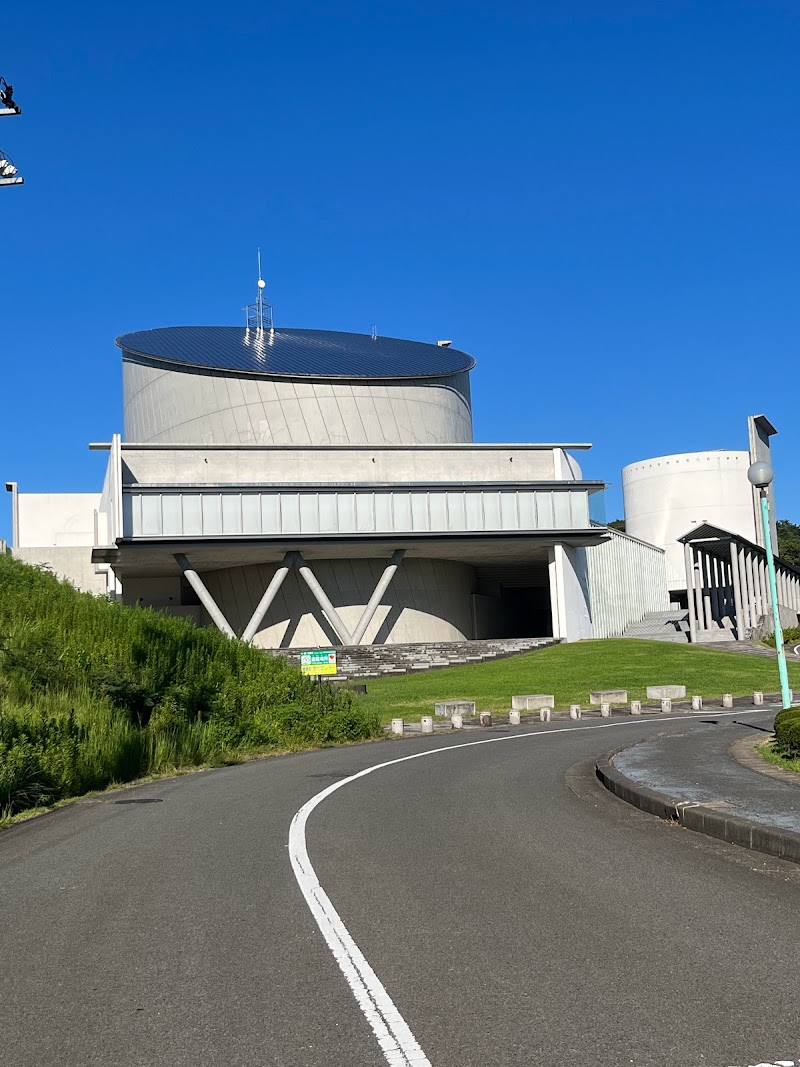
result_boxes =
[2,712,799,1067]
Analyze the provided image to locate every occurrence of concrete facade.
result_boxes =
[585,527,670,638]
[5,323,619,646]
[92,433,605,646]
[200,557,475,647]
[123,360,473,446]
[622,451,758,591]
[9,493,108,595]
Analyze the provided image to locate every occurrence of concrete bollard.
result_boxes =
[753,691,764,706]
[661,698,672,714]
[630,700,641,715]
[539,707,551,723]
[722,693,733,709]
[600,703,611,717]
[391,718,404,735]
[569,705,581,720]
[421,715,434,734]
[509,709,521,726]
[479,711,493,727]
[691,695,703,711]
[451,713,464,729]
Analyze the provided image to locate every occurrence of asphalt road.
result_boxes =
[2,712,799,1067]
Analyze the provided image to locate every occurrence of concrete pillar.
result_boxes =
[759,555,770,613]
[241,552,296,644]
[724,558,734,618]
[739,545,752,631]
[391,718,404,735]
[709,555,721,625]
[350,549,406,645]
[295,552,354,645]
[702,552,713,629]
[730,542,745,641]
[693,554,705,635]
[744,550,757,627]
[684,541,698,643]
[174,554,236,638]
[421,716,434,734]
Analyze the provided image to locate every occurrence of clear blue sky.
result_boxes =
[3,0,800,540]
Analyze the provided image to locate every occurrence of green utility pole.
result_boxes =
[748,461,792,710]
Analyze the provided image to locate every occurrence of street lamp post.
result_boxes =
[747,461,792,709]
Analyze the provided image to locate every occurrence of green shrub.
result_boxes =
[774,707,800,757]
[0,554,380,819]
[762,625,800,648]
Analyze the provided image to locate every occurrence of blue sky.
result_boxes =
[3,0,800,538]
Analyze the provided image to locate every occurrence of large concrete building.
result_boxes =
[5,316,670,647]
[622,416,780,595]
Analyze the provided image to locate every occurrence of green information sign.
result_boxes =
[300,649,337,676]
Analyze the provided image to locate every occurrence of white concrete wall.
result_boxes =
[622,451,757,590]
[586,528,670,638]
[548,543,593,642]
[13,547,108,596]
[195,557,476,647]
[120,444,559,486]
[17,494,101,548]
[123,361,473,446]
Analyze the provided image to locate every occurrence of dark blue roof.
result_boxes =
[115,326,475,380]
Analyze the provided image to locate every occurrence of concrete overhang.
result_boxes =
[93,529,609,577]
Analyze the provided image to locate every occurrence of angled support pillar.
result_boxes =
[351,550,406,645]
[294,553,353,646]
[174,553,236,638]
[242,552,296,644]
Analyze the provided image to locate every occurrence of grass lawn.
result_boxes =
[357,639,800,723]
[759,740,800,775]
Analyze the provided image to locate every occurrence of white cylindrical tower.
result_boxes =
[622,451,758,591]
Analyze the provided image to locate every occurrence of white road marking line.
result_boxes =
[288,708,769,1066]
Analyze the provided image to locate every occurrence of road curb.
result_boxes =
[595,750,800,866]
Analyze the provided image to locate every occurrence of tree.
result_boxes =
[608,518,626,532]
[776,519,800,569]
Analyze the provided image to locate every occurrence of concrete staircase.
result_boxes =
[622,608,738,644]
[622,609,691,642]
[275,637,559,679]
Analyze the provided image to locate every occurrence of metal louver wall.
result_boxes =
[586,527,669,638]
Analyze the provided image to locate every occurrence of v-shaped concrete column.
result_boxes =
[350,550,406,645]
[294,552,354,645]
[241,552,296,644]
[174,553,236,638]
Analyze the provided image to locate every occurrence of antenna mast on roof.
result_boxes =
[245,248,274,333]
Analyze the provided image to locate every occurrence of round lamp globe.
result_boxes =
[747,461,774,488]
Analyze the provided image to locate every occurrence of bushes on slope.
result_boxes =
[0,555,380,818]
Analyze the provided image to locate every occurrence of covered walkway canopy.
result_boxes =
[678,523,800,642]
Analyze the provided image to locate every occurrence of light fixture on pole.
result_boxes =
[747,460,792,709]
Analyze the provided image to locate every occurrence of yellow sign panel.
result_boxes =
[300,650,337,676]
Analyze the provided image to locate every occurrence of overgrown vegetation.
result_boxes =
[773,706,800,760]
[762,625,800,648]
[0,555,380,821]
